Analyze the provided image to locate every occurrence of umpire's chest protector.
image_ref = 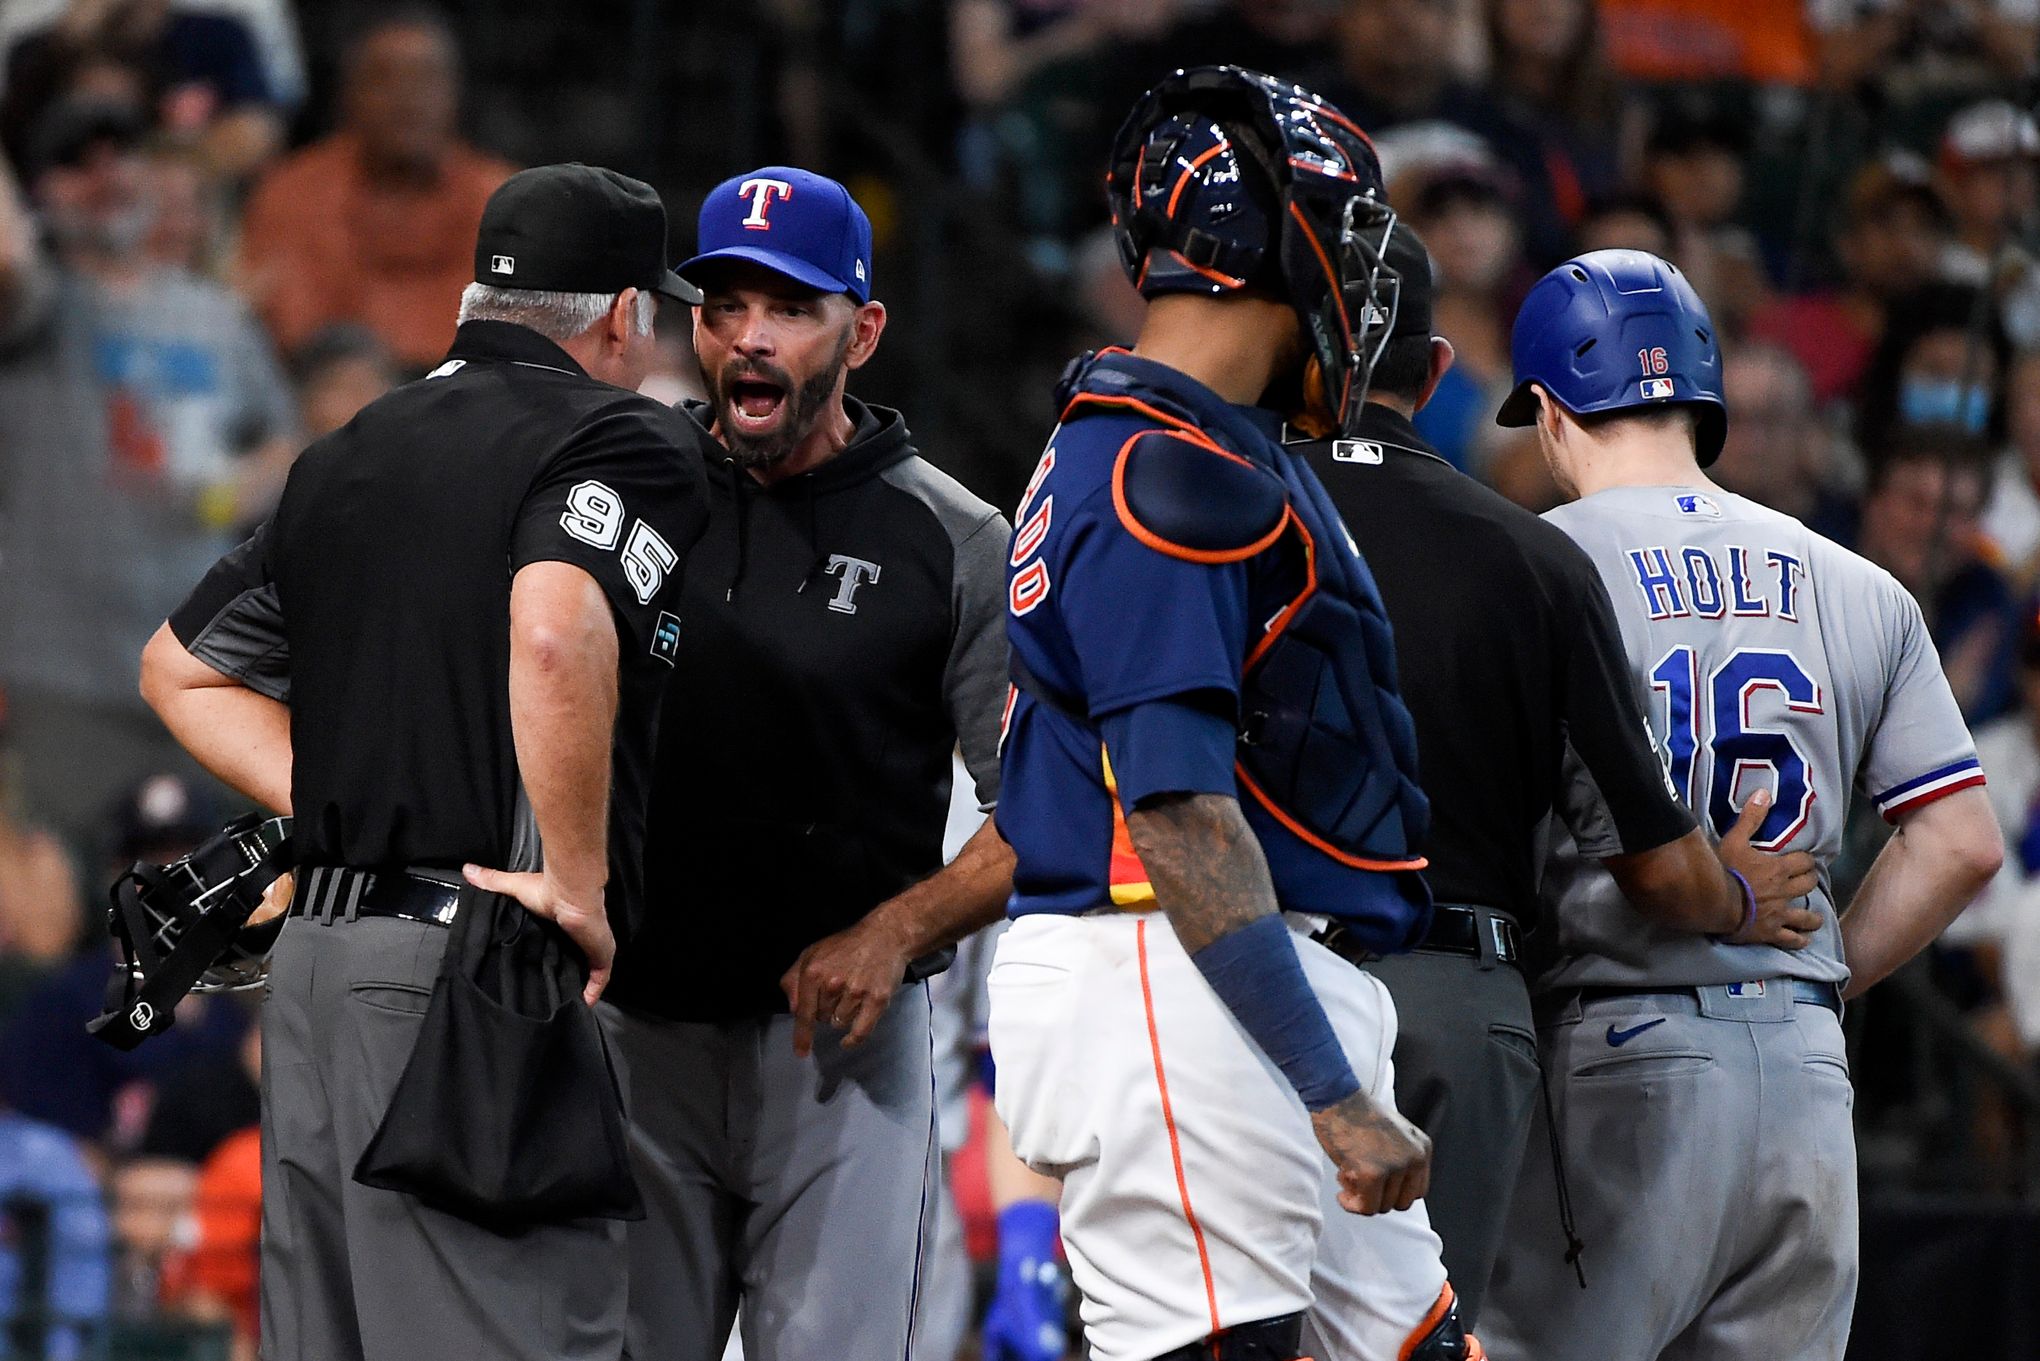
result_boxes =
[1049,355,1432,927]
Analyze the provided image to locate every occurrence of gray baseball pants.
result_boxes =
[598,984,938,1361]
[1358,943,1539,1327]
[1483,983,1858,1361]
[260,912,626,1361]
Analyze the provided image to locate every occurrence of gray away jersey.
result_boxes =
[1539,486,1984,990]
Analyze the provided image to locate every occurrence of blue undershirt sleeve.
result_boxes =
[1097,698,1237,810]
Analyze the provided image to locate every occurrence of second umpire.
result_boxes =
[139,164,708,1361]
[1294,226,1819,1324]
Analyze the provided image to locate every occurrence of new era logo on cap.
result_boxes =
[1641,377,1676,399]
[491,254,515,275]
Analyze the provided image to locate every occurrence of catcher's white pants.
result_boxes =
[988,911,1452,1361]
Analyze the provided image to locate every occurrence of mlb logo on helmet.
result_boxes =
[1641,377,1676,399]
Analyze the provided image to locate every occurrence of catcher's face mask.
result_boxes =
[1105,64,1402,435]
[89,813,294,1050]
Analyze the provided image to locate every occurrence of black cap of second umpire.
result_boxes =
[474,163,703,304]
[1383,220,1434,342]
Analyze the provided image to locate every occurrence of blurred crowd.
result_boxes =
[1,0,2040,1356]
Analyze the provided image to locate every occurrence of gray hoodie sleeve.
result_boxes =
[947,508,1013,809]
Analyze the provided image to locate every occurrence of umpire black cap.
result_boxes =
[475,163,702,304]
[1384,222,1435,341]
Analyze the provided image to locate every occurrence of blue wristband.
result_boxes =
[1711,868,1757,942]
[1189,915,1360,1111]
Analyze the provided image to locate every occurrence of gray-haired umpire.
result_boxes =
[137,163,710,1361]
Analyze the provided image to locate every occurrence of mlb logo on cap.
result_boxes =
[1641,377,1676,399]
[491,254,515,275]
[681,165,875,304]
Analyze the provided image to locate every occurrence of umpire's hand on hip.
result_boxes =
[1312,1090,1432,1215]
[462,864,614,1005]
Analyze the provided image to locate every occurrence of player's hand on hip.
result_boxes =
[462,864,614,1005]
[1311,1090,1431,1214]
[1715,790,1825,949]
[779,910,912,1058]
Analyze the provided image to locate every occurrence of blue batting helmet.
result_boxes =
[1495,249,1727,465]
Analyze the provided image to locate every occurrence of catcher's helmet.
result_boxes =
[1495,248,1727,465]
[1107,65,1401,435]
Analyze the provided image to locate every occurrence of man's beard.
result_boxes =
[714,330,854,470]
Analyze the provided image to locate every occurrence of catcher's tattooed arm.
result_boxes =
[1124,790,1278,950]
[1126,791,1432,1215]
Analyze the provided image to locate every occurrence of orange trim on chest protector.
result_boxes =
[1237,763,1428,874]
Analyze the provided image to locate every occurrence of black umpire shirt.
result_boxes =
[167,320,709,941]
[1298,403,1693,929]
[607,398,1009,1022]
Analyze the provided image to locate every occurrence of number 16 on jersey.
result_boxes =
[1649,646,1823,848]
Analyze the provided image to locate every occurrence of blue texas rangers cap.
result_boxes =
[680,166,874,303]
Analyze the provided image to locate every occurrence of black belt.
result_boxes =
[288,865,461,927]
[1417,904,1519,966]
[1311,904,1519,970]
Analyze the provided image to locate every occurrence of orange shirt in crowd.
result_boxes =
[160,1126,262,1343]
[238,132,514,371]
[1600,0,1818,86]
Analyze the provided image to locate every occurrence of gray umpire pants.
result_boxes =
[1358,939,1539,1327]
[598,984,939,1361]
[260,912,626,1361]
[1483,984,1858,1361]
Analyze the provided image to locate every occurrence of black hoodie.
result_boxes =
[608,398,1010,1021]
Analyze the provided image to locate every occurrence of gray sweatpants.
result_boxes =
[260,912,626,1361]
[1483,984,1859,1361]
[1358,945,1539,1327]
[598,984,939,1361]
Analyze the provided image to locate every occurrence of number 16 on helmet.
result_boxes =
[1495,249,1728,466]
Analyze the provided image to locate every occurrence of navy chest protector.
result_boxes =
[1027,362,1430,879]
